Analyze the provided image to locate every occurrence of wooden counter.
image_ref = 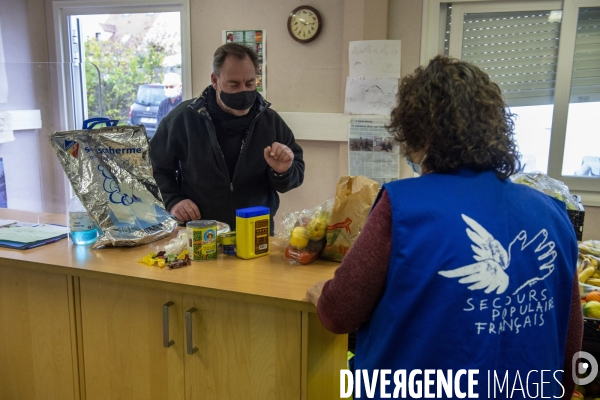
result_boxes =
[0,209,347,400]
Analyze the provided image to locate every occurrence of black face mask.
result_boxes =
[219,87,257,111]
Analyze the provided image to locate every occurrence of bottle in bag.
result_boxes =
[68,196,98,245]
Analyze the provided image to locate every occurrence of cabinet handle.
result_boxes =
[162,301,175,348]
[186,308,198,355]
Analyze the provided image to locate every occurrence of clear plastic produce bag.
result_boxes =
[510,172,579,210]
[276,199,334,265]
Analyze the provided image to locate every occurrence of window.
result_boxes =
[53,1,191,131]
[49,0,191,212]
[421,0,600,205]
[561,7,600,179]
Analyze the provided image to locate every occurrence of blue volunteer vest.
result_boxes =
[354,169,578,399]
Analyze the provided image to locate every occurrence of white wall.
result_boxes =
[0,0,45,212]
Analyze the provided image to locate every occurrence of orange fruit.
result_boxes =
[586,291,600,302]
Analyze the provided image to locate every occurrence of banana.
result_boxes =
[581,240,600,248]
[584,254,600,267]
[577,258,585,274]
[579,244,600,257]
[579,259,592,275]
[579,265,596,283]
[586,278,600,287]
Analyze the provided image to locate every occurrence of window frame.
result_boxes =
[421,0,600,206]
[52,0,192,132]
[50,0,192,208]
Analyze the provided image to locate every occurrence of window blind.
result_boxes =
[569,8,600,104]
[460,10,562,107]
[452,7,600,107]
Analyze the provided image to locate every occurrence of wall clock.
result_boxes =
[287,5,322,44]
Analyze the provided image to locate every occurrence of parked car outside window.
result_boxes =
[128,84,166,138]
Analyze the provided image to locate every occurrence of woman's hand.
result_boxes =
[306,280,327,306]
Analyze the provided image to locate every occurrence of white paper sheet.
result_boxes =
[0,219,17,227]
[349,40,401,79]
[344,77,398,116]
[0,112,14,143]
[348,118,399,185]
[0,222,69,243]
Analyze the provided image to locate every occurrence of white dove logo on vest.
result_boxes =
[439,214,557,295]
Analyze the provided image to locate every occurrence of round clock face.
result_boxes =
[288,6,322,43]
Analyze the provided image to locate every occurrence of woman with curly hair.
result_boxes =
[307,56,581,399]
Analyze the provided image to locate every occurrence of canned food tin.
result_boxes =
[218,231,237,256]
[187,220,217,261]
[217,231,236,246]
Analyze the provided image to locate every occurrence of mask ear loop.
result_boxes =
[406,153,426,175]
[419,154,429,175]
[216,81,227,107]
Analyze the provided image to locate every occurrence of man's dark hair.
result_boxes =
[212,43,259,76]
[387,55,521,179]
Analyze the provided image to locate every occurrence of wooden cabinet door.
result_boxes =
[0,265,77,400]
[79,278,184,400]
[183,294,302,400]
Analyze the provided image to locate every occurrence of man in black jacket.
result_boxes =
[149,43,304,233]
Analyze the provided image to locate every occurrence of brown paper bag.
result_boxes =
[320,176,379,262]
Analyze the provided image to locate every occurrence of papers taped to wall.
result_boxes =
[348,118,399,186]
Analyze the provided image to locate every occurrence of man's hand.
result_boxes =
[264,142,294,174]
[170,199,201,222]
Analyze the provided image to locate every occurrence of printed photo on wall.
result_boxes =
[0,158,7,208]
[374,136,397,153]
[223,29,266,98]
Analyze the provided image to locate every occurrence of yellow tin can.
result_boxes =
[217,231,237,245]
[218,231,237,255]
[235,207,269,259]
[187,220,217,261]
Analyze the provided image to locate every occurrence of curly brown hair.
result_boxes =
[387,56,521,179]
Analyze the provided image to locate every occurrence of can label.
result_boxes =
[187,223,217,261]
[254,219,269,254]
